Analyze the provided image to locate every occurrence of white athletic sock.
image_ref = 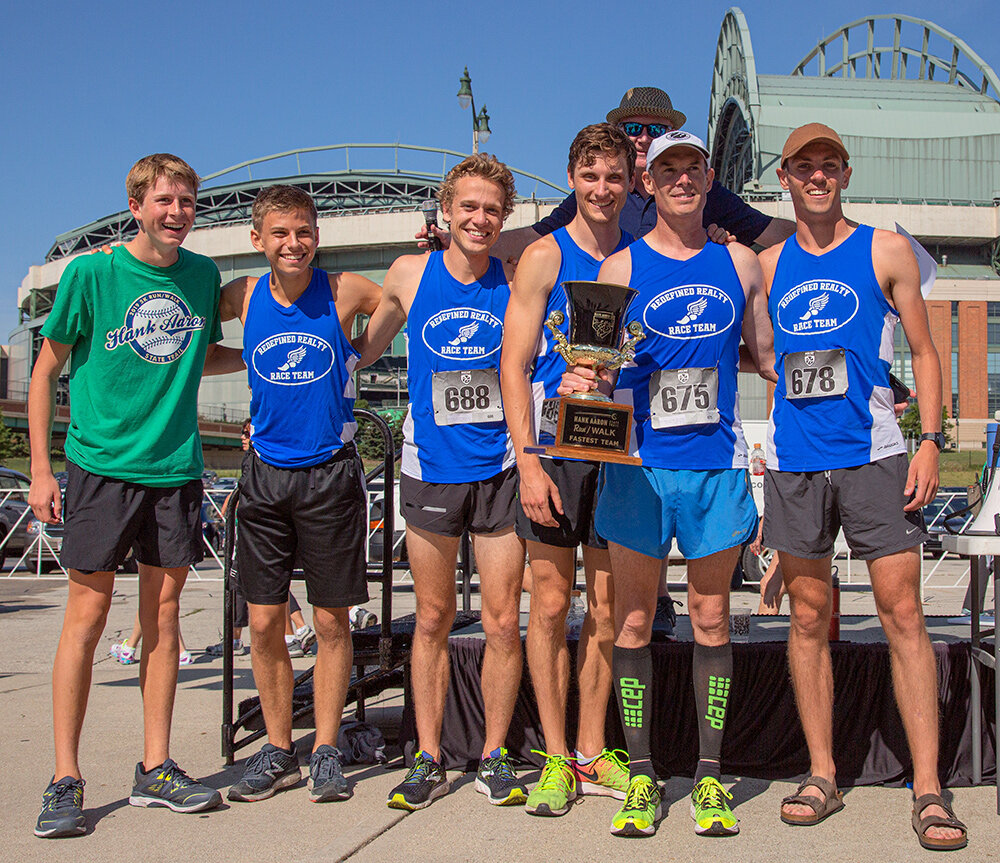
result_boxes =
[575,750,599,766]
[294,624,310,638]
[284,634,296,646]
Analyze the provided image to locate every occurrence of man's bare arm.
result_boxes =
[27,339,73,523]
[203,343,246,376]
[352,256,422,368]
[220,276,252,323]
[729,244,776,381]
[753,217,797,249]
[500,237,562,526]
[875,230,942,510]
[416,224,540,269]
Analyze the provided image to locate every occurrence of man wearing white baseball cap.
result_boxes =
[560,128,775,838]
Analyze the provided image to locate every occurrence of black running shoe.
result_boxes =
[475,747,528,805]
[652,596,679,640]
[227,743,301,802]
[386,750,449,811]
[34,776,86,838]
[308,745,350,802]
[129,759,222,812]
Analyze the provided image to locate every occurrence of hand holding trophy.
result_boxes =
[526,280,645,464]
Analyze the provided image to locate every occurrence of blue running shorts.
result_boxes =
[595,465,757,560]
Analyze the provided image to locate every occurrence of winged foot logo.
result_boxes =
[422,307,503,360]
[777,280,859,334]
[252,332,334,386]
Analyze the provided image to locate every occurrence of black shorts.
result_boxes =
[400,466,517,537]
[60,460,203,573]
[236,446,368,608]
[515,457,607,549]
[762,454,929,561]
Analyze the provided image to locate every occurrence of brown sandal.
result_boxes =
[912,793,968,851]
[780,775,844,826]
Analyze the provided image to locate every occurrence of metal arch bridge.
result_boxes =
[707,8,1000,196]
[46,144,568,262]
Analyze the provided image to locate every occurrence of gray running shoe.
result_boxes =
[349,606,378,631]
[129,759,222,812]
[228,743,301,802]
[34,776,86,838]
[205,638,247,657]
[287,638,305,658]
[308,745,350,802]
[296,626,317,654]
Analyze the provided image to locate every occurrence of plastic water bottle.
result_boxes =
[750,443,766,476]
[829,569,841,641]
[565,590,586,638]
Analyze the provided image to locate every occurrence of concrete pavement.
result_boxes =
[0,564,996,863]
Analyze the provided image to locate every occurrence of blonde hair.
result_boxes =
[438,154,516,221]
[126,154,200,204]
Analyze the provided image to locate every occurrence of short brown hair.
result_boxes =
[567,124,636,179]
[126,154,200,204]
[251,184,318,232]
[438,154,516,221]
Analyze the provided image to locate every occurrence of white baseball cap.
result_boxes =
[645,130,710,170]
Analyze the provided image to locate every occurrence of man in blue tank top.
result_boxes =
[355,155,529,811]
[561,131,775,839]
[218,186,382,805]
[761,125,966,850]
[500,124,635,815]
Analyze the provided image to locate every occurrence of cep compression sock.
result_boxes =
[693,642,733,782]
[614,644,654,780]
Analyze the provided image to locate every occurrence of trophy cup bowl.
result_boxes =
[528,280,645,464]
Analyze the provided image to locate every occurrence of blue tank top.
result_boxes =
[767,225,905,471]
[403,252,514,482]
[615,239,748,470]
[243,269,359,468]
[532,227,633,441]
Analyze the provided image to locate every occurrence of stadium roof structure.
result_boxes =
[707,9,1000,204]
[45,144,567,262]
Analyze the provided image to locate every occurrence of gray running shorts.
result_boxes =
[400,466,517,537]
[762,453,928,560]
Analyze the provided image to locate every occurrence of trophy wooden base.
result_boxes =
[525,396,641,466]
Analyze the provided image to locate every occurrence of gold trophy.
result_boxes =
[526,280,645,465]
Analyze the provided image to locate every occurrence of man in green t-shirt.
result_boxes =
[28,154,244,839]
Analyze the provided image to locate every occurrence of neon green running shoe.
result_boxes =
[526,752,576,816]
[690,776,739,836]
[610,775,661,837]
[573,748,630,800]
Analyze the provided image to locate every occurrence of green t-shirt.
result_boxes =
[41,245,223,486]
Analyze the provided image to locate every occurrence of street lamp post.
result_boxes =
[456,66,491,155]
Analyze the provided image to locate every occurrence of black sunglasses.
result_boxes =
[620,122,669,138]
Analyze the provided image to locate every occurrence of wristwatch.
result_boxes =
[919,432,946,450]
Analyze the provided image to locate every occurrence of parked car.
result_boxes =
[0,467,61,572]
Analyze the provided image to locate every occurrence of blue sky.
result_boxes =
[2,1,997,340]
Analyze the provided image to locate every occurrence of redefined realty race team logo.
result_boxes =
[421,306,503,360]
[105,291,207,364]
[251,332,334,386]
[775,280,860,335]
[642,284,736,340]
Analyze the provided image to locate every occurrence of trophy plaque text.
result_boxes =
[525,280,645,465]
